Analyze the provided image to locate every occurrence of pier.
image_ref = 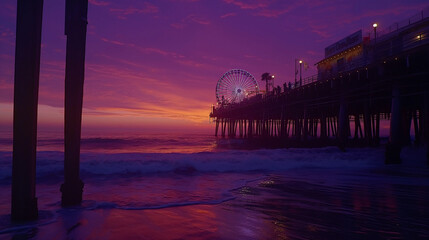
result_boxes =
[210,9,429,163]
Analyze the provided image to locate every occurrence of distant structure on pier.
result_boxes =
[210,7,429,164]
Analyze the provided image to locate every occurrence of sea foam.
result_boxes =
[0,147,385,182]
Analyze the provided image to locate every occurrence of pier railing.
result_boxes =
[211,6,429,112]
[366,6,429,40]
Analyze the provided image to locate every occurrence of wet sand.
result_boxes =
[1,145,429,239]
[1,166,429,240]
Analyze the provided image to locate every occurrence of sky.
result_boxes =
[0,0,428,134]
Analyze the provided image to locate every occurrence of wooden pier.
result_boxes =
[210,11,429,163]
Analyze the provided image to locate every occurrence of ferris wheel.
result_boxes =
[216,69,259,104]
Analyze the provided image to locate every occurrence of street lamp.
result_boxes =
[373,23,378,60]
[373,23,378,43]
[299,60,303,87]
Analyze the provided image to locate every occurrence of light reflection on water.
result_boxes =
[229,170,429,239]
[0,129,428,239]
[0,132,219,153]
[0,167,429,239]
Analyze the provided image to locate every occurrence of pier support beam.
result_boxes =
[61,0,88,206]
[320,117,327,140]
[248,119,253,138]
[303,111,308,140]
[338,99,348,150]
[423,89,429,165]
[215,119,219,137]
[11,0,44,221]
[386,86,402,164]
[364,106,372,145]
[294,118,301,139]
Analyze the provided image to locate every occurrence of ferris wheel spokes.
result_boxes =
[215,69,259,104]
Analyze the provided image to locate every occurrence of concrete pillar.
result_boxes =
[386,86,402,164]
[303,111,308,140]
[374,113,380,145]
[11,0,44,221]
[62,0,88,206]
[248,119,253,138]
[423,91,429,142]
[424,90,429,164]
[320,117,327,139]
[295,118,301,139]
[338,98,348,150]
[244,120,247,137]
[413,110,420,145]
[280,110,285,137]
[402,111,412,145]
[354,115,359,139]
[215,119,219,137]
[313,119,317,137]
[239,120,243,137]
[364,105,372,145]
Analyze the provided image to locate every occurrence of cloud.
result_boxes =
[100,37,126,46]
[343,3,429,24]
[80,61,215,124]
[89,0,110,6]
[92,102,211,123]
[170,0,200,2]
[100,37,184,58]
[223,0,268,10]
[254,8,290,18]
[311,28,331,39]
[0,26,15,45]
[222,0,301,18]
[220,12,237,18]
[109,2,159,19]
[170,14,211,29]
[186,15,211,25]
[306,50,319,56]
[170,23,185,29]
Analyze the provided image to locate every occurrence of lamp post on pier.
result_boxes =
[299,60,303,87]
[373,23,378,44]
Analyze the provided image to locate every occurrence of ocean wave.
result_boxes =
[0,147,385,182]
[80,197,236,211]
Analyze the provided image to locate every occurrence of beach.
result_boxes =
[0,133,428,239]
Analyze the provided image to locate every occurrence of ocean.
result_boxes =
[0,132,428,239]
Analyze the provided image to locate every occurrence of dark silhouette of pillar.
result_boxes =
[386,86,402,164]
[303,110,308,140]
[11,0,44,221]
[338,98,348,150]
[215,119,219,137]
[364,105,372,145]
[61,0,88,206]
[248,119,253,138]
[424,90,429,165]
[320,116,327,139]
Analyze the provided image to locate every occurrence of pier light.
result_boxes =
[271,75,275,79]
[299,60,303,64]
[373,23,378,45]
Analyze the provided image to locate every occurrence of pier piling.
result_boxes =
[62,0,88,206]
[11,0,44,221]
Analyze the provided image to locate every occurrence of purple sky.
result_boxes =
[0,0,428,133]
